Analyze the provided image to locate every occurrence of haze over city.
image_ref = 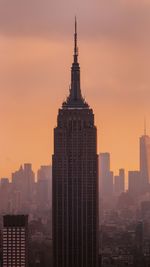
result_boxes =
[0,0,150,178]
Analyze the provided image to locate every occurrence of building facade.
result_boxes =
[52,19,99,267]
[2,215,28,267]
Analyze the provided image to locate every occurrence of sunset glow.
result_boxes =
[0,0,150,179]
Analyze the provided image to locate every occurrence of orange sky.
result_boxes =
[0,0,150,179]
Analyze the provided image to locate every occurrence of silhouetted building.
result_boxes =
[134,221,144,267]
[2,215,28,267]
[119,169,125,191]
[140,133,150,191]
[12,164,35,210]
[128,171,141,197]
[114,169,125,196]
[37,165,52,207]
[12,166,24,192]
[135,221,143,250]
[1,179,9,186]
[37,179,49,210]
[23,164,35,203]
[0,179,10,213]
[117,192,134,210]
[99,153,113,197]
[141,201,150,218]
[52,19,98,267]
[37,166,52,182]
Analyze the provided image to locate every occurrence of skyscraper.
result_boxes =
[99,153,113,196]
[2,215,28,267]
[52,19,98,267]
[37,165,52,208]
[0,178,10,213]
[12,164,35,210]
[140,130,150,190]
[128,171,141,197]
[114,169,125,196]
[23,163,35,203]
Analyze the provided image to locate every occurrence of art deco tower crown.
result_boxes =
[62,17,88,108]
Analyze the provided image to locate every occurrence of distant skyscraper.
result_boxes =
[36,179,49,210]
[140,131,150,190]
[2,215,28,267]
[37,165,52,207]
[0,178,10,213]
[12,164,35,209]
[114,169,125,196]
[135,221,144,256]
[99,153,113,196]
[12,165,24,192]
[23,164,35,202]
[52,19,98,267]
[128,171,141,196]
[37,165,52,181]
[141,201,150,218]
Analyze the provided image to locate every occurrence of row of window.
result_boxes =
[3,261,25,263]
[3,266,25,267]
[3,249,25,251]
[3,241,26,243]
[3,229,25,231]
[3,251,25,253]
[3,258,25,260]
[3,245,25,249]
[3,233,25,236]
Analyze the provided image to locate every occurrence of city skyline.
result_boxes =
[0,0,150,178]
[1,128,149,183]
[0,2,150,266]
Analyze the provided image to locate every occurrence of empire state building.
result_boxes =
[52,19,99,267]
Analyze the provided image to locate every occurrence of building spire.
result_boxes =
[62,18,88,108]
[144,117,147,135]
[74,16,78,63]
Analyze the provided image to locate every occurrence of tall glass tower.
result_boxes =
[52,19,99,267]
[140,134,150,189]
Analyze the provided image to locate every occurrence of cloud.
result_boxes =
[0,0,150,42]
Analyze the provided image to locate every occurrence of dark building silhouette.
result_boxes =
[36,179,49,209]
[12,164,35,212]
[128,171,141,197]
[141,201,150,218]
[134,221,144,267]
[23,164,35,203]
[114,169,125,196]
[140,131,150,191]
[52,19,99,267]
[37,165,52,209]
[99,153,113,197]
[0,179,10,213]
[2,215,28,267]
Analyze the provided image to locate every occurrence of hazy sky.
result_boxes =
[0,0,150,179]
